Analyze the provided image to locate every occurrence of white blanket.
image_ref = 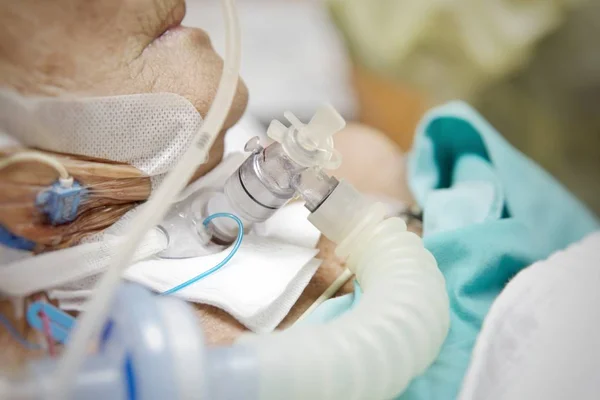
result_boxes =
[460,231,600,400]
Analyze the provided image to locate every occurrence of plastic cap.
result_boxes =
[305,104,346,143]
[267,104,346,169]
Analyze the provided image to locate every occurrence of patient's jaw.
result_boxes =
[0,0,248,177]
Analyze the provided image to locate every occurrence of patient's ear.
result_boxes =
[330,123,413,205]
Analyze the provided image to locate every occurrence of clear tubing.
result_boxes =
[0,151,69,180]
[51,0,242,397]
[246,215,450,399]
[160,213,244,295]
[294,267,353,323]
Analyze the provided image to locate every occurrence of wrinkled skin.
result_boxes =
[0,0,248,176]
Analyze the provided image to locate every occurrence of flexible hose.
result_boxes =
[51,0,242,397]
[248,217,450,400]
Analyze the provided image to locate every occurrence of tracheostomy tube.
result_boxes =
[159,104,347,256]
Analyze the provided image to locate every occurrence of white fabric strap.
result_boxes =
[0,228,167,297]
[0,90,203,181]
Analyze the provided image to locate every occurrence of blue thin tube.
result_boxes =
[0,312,42,351]
[162,213,244,295]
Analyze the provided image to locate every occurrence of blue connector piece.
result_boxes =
[27,301,75,344]
[36,180,87,225]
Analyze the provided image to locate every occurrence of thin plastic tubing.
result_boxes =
[51,0,242,397]
[0,313,42,351]
[294,268,353,323]
[161,213,243,295]
[0,151,69,180]
[39,309,56,357]
[245,217,450,399]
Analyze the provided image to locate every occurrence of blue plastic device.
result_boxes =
[0,224,36,251]
[36,180,87,225]
[27,301,75,344]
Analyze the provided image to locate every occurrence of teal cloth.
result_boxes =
[304,102,599,398]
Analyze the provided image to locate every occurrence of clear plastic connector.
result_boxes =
[291,168,339,212]
[159,105,347,255]
[158,191,222,258]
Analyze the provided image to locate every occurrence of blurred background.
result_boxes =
[185,0,600,214]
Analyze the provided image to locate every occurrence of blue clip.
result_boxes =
[36,180,86,225]
[27,302,74,344]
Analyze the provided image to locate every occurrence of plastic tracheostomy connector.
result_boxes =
[266,104,345,170]
[159,105,348,254]
[204,105,347,244]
